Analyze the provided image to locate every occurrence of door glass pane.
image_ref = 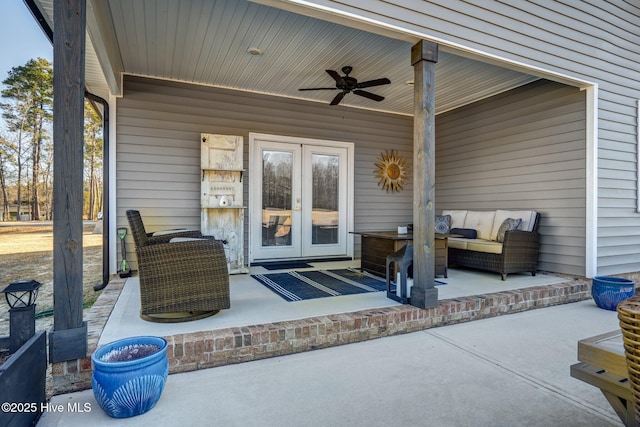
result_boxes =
[311,154,339,244]
[262,150,292,247]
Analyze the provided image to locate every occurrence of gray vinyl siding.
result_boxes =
[311,0,640,275]
[116,75,413,269]
[117,75,586,276]
[436,80,586,276]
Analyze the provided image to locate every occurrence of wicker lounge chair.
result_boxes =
[126,210,230,322]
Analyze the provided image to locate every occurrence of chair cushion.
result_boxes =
[463,211,496,240]
[153,229,189,236]
[169,237,207,243]
[495,218,522,243]
[435,215,451,234]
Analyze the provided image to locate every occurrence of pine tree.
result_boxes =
[1,58,53,220]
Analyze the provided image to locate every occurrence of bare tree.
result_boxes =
[0,102,30,220]
[84,101,103,220]
[0,137,11,221]
[40,147,53,220]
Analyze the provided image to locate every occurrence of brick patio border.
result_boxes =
[49,274,602,395]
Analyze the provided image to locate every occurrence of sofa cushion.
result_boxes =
[490,210,538,240]
[466,239,503,254]
[463,211,496,240]
[450,228,477,239]
[448,238,469,250]
[442,210,467,229]
[435,215,451,234]
[495,218,522,243]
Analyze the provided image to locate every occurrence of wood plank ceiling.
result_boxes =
[36,0,539,116]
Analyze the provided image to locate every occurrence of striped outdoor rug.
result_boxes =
[251,268,388,302]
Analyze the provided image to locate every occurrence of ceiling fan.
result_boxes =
[299,66,391,106]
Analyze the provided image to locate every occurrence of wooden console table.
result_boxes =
[352,231,450,278]
[570,329,635,426]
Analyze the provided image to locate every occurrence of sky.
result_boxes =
[0,0,53,83]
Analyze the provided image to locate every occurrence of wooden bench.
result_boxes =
[570,330,636,426]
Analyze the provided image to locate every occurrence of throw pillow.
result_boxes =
[435,215,451,234]
[495,218,522,243]
[450,228,477,239]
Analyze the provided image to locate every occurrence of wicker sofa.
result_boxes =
[442,209,540,280]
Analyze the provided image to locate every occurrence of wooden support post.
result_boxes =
[9,305,36,353]
[50,0,88,363]
[410,40,438,309]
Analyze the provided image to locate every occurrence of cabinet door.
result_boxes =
[201,208,245,273]
[200,134,247,273]
[201,134,242,169]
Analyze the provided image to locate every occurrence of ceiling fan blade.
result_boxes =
[353,90,384,102]
[356,78,391,89]
[326,69,345,85]
[298,87,338,91]
[330,91,346,105]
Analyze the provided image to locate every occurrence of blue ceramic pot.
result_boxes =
[591,276,636,311]
[92,336,168,418]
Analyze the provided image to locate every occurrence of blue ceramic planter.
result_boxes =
[91,336,168,418]
[591,276,636,311]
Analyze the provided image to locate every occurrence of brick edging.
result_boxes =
[165,280,591,373]
[50,277,591,394]
[50,277,126,395]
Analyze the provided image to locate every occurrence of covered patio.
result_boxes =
[60,260,591,394]
[31,0,601,396]
[100,262,574,344]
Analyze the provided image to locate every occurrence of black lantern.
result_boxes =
[2,280,42,352]
[2,279,42,308]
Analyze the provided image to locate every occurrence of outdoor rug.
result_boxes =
[251,268,388,302]
[257,261,314,270]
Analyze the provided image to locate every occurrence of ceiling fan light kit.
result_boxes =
[299,66,391,105]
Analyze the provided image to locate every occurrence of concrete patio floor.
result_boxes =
[98,260,571,345]
[37,260,612,426]
[38,298,623,426]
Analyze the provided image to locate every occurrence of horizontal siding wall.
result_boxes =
[117,76,586,275]
[313,1,640,275]
[436,80,586,276]
[116,75,413,268]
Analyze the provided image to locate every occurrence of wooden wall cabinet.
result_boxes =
[201,133,248,274]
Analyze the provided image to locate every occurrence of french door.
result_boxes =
[249,133,353,262]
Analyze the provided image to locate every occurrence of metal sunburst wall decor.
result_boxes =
[374,149,409,193]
